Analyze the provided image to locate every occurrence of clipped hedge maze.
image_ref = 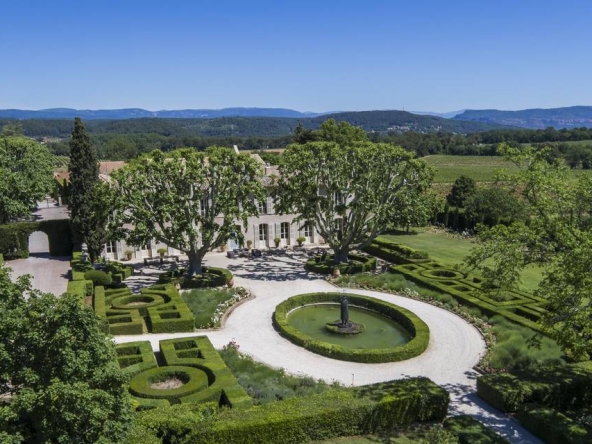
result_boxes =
[94,283,193,334]
[364,238,547,332]
[116,336,251,410]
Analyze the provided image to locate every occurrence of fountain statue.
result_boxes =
[340,295,350,327]
[325,295,364,335]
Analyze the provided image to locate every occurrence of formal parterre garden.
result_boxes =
[116,336,251,411]
[362,237,547,333]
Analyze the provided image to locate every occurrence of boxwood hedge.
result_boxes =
[274,292,429,363]
[477,364,592,413]
[94,284,194,334]
[305,253,377,275]
[117,336,251,411]
[159,266,233,288]
[516,403,590,444]
[443,415,509,443]
[131,377,448,444]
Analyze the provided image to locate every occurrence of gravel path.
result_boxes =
[115,252,543,444]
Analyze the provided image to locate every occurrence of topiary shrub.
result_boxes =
[84,269,113,287]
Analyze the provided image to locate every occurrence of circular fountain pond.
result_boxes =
[274,293,430,363]
[288,304,410,349]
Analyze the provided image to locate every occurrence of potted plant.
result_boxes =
[274,237,281,248]
[296,236,306,247]
[246,239,253,250]
[157,247,167,258]
[124,249,134,261]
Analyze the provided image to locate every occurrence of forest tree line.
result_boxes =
[3,117,592,166]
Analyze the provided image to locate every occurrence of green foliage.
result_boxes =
[486,315,563,371]
[128,377,448,444]
[84,269,113,287]
[0,219,73,259]
[0,266,134,443]
[68,117,106,260]
[110,147,265,276]
[465,186,526,226]
[305,253,377,274]
[219,344,333,405]
[443,416,509,444]
[275,125,433,263]
[93,284,194,334]
[516,404,591,444]
[447,175,477,208]
[159,266,233,288]
[0,136,54,224]
[274,293,429,363]
[476,363,592,413]
[465,144,592,360]
[182,287,244,328]
[363,238,430,265]
[160,336,250,408]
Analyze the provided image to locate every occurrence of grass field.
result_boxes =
[423,155,518,183]
[379,228,542,291]
[424,154,592,183]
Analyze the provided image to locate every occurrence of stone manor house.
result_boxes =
[59,154,325,261]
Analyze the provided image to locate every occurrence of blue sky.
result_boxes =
[1,0,591,112]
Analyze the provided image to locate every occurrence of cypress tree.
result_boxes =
[68,117,103,260]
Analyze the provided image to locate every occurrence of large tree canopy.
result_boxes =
[110,147,265,276]
[0,266,133,443]
[0,136,54,224]
[275,140,433,263]
[466,143,592,360]
[68,117,104,260]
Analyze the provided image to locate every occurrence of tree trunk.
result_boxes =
[333,247,349,264]
[186,250,203,277]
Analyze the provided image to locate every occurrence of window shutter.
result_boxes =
[267,196,273,215]
[253,224,257,242]
[290,223,296,242]
[116,241,122,254]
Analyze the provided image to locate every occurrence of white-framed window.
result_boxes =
[334,191,345,205]
[304,223,313,237]
[200,198,207,216]
[106,240,117,254]
[280,222,289,239]
[258,224,268,241]
[258,199,268,215]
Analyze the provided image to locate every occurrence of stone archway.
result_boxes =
[28,231,50,255]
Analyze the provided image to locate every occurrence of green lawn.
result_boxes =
[423,154,592,183]
[181,288,238,328]
[379,229,542,292]
[423,155,518,183]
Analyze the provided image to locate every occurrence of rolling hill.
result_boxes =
[454,106,592,129]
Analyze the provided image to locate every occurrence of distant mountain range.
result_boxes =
[454,106,592,129]
[0,107,325,120]
[0,110,511,139]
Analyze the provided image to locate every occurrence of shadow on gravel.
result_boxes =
[225,256,320,282]
[439,379,539,444]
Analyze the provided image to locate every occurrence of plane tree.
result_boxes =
[0,266,133,443]
[465,143,592,360]
[109,147,264,276]
[0,136,54,224]
[274,140,433,263]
